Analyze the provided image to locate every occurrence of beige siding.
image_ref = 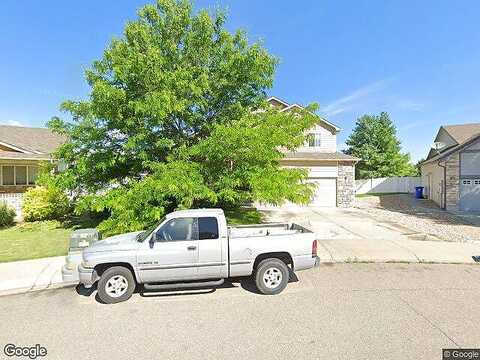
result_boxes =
[296,123,337,153]
[421,161,445,208]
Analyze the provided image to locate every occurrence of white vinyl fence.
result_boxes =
[355,176,422,195]
[0,193,24,218]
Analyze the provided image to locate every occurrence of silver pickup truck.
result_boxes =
[79,208,319,303]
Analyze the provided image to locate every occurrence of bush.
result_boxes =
[0,201,16,227]
[22,186,71,222]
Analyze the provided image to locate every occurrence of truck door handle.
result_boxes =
[187,246,197,251]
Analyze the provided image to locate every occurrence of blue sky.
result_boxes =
[1,1,480,161]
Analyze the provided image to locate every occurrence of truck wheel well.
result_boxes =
[253,252,293,270]
[94,262,137,282]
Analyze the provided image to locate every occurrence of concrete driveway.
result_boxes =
[262,207,480,264]
[1,263,479,360]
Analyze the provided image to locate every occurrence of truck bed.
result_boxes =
[229,223,312,239]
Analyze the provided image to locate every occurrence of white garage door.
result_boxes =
[460,179,480,211]
[309,178,337,207]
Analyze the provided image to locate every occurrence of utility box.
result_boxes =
[68,228,101,251]
[62,229,101,283]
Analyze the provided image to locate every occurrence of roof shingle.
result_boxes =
[0,125,65,154]
[443,123,480,144]
[0,151,52,160]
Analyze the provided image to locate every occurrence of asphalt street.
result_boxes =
[1,263,479,360]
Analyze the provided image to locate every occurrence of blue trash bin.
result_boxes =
[415,186,424,199]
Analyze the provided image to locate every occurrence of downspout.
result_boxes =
[437,158,448,210]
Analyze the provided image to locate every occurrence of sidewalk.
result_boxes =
[0,256,76,296]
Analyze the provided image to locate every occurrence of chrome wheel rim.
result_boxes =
[263,267,282,289]
[105,275,128,298]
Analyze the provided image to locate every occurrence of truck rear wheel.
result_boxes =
[254,258,289,295]
[97,266,135,304]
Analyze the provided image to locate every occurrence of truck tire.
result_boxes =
[97,266,135,304]
[254,258,289,295]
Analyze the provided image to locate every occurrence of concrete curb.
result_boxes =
[0,281,78,297]
[318,258,480,265]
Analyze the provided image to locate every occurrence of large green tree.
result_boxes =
[344,112,417,179]
[49,0,317,234]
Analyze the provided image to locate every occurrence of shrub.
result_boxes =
[0,201,16,227]
[22,186,71,222]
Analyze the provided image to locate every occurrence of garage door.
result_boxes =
[460,179,480,211]
[309,178,337,207]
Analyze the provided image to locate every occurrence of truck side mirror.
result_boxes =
[153,231,165,242]
[149,235,155,248]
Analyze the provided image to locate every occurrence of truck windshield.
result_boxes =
[136,217,165,242]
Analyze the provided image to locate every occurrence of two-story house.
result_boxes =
[268,97,359,207]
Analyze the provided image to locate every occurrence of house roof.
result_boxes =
[282,151,360,162]
[422,123,480,165]
[0,125,65,155]
[0,151,52,161]
[442,123,480,144]
[266,97,341,133]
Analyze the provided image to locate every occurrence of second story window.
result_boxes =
[307,133,321,147]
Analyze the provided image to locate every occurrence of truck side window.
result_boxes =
[158,217,197,241]
[198,217,219,240]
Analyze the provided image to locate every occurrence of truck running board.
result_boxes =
[143,278,225,291]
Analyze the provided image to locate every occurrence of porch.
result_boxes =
[0,160,41,218]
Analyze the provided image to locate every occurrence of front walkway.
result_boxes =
[262,207,480,264]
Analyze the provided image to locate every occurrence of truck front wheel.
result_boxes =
[254,258,289,295]
[97,266,135,304]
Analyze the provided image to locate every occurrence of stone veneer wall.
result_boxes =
[445,153,460,211]
[337,161,355,207]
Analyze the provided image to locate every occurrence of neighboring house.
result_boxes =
[421,123,480,212]
[0,125,64,214]
[268,97,359,207]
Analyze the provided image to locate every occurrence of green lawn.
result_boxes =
[225,207,264,225]
[0,221,72,263]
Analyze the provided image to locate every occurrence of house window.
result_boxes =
[307,133,321,147]
[2,166,14,185]
[28,166,38,184]
[0,165,39,186]
[16,166,27,185]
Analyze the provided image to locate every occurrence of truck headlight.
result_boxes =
[65,262,77,271]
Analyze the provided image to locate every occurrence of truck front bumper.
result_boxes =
[78,264,99,289]
[61,264,79,282]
